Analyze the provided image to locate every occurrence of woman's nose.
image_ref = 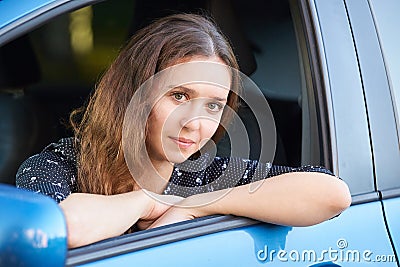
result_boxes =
[180,116,201,131]
[177,100,204,131]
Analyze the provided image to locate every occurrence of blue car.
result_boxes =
[0,0,399,266]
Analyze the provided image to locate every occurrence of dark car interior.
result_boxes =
[0,0,308,185]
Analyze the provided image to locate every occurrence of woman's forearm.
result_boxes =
[60,190,150,248]
[183,172,351,226]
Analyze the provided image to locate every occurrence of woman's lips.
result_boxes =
[170,137,196,149]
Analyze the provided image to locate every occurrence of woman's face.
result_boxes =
[146,56,231,166]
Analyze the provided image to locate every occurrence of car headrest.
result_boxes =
[0,35,41,91]
[208,0,257,76]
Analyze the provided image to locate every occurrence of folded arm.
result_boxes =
[60,190,182,248]
[150,172,351,228]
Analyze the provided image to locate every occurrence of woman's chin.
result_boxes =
[166,152,193,164]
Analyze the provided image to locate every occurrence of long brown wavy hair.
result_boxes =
[70,13,240,195]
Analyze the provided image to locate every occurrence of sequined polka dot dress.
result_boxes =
[16,137,333,202]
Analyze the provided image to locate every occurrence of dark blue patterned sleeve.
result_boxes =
[164,153,335,197]
[15,138,78,203]
[236,162,334,186]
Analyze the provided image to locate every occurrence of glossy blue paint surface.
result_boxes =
[383,198,400,260]
[314,0,374,195]
[81,201,396,266]
[345,0,400,192]
[0,184,67,267]
[0,0,58,29]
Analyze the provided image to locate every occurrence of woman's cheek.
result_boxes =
[203,120,220,138]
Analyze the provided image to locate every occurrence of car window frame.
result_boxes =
[294,0,379,201]
[66,215,259,265]
[0,0,104,46]
[366,0,400,197]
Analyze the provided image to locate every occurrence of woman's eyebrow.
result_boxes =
[212,96,227,102]
[169,85,227,102]
[171,86,197,95]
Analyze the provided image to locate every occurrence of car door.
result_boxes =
[282,0,396,265]
[0,0,398,266]
[67,0,398,266]
[303,0,398,265]
[356,0,400,262]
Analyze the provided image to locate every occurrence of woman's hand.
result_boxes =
[146,205,197,229]
[137,191,184,230]
[60,190,182,248]
[145,192,223,229]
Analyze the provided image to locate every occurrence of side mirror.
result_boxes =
[0,184,67,266]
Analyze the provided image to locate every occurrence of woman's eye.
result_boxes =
[207,102,223,112]
[173,93,186,101]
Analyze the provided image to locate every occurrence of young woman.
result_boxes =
[16,13,351,248]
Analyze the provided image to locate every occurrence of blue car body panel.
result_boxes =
[369,0,400,141]
[383,198,400,260]
[79,202,396,266]
[0,184,67,267]
[345,0,400,192]
[313,0,375,195]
